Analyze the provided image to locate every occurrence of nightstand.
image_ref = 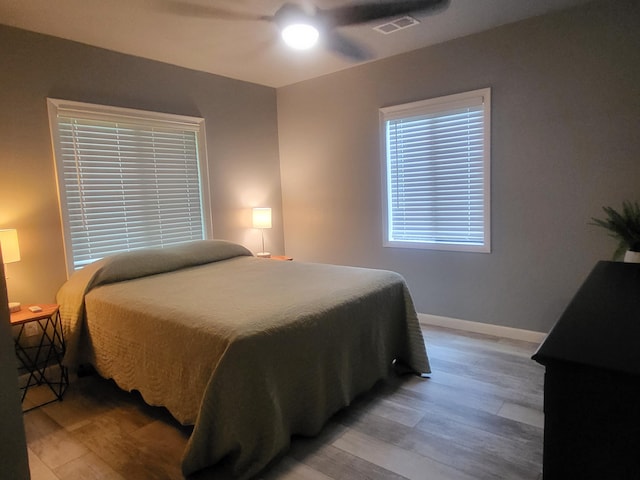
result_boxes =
[10,304,69,412]
[270,255,293,261]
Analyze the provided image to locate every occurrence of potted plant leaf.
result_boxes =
[591,200,640,262]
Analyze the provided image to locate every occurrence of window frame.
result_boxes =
[380,88,491,253]
[47,98,213,276]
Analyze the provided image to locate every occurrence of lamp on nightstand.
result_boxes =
[0,229,21,312]
[252,208,272,258]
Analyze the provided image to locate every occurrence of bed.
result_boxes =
[57,240,430,478]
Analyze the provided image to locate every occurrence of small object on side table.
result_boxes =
[10,304,69,412]
[269,255,293,261]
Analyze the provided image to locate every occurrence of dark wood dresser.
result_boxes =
[532,261,640,479]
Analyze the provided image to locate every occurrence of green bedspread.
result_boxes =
[57,240,430,478]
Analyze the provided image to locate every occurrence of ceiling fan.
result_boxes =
[158,0,451,61]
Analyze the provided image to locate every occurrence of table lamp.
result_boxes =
[0,229,21,312]
[252,208,272,258]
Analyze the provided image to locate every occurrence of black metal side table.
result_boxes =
[10,304,69,412]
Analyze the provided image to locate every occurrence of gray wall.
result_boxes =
[2,1,639,333]
[277,0,640,333]
[0,25,283,303]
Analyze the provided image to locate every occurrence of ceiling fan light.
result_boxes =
[281,23,319,50]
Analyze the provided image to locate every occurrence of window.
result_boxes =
[47,99,212,274]
[381,88,491,252]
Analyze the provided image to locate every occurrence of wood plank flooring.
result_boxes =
[24,325,545,479]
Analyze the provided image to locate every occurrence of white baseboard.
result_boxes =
[418,313,547,344]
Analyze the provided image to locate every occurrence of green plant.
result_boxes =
[591,200,640,260]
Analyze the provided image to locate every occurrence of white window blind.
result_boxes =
[47,99,211,274]
[381,88,491,252]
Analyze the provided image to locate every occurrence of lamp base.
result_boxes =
[256,252,271,258]
[9,302,21,313]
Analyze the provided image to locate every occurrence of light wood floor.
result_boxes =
[24,325,544,480]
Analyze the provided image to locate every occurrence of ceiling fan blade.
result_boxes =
[154,0,269,22]
[324,31,372,61]
[319,0,450,28]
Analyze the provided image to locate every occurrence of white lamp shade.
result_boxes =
[252,208,272,229]
[0,229,20,264]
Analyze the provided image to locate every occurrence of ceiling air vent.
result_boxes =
[373,15,420,35]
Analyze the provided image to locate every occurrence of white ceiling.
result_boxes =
[0,0,593,88]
